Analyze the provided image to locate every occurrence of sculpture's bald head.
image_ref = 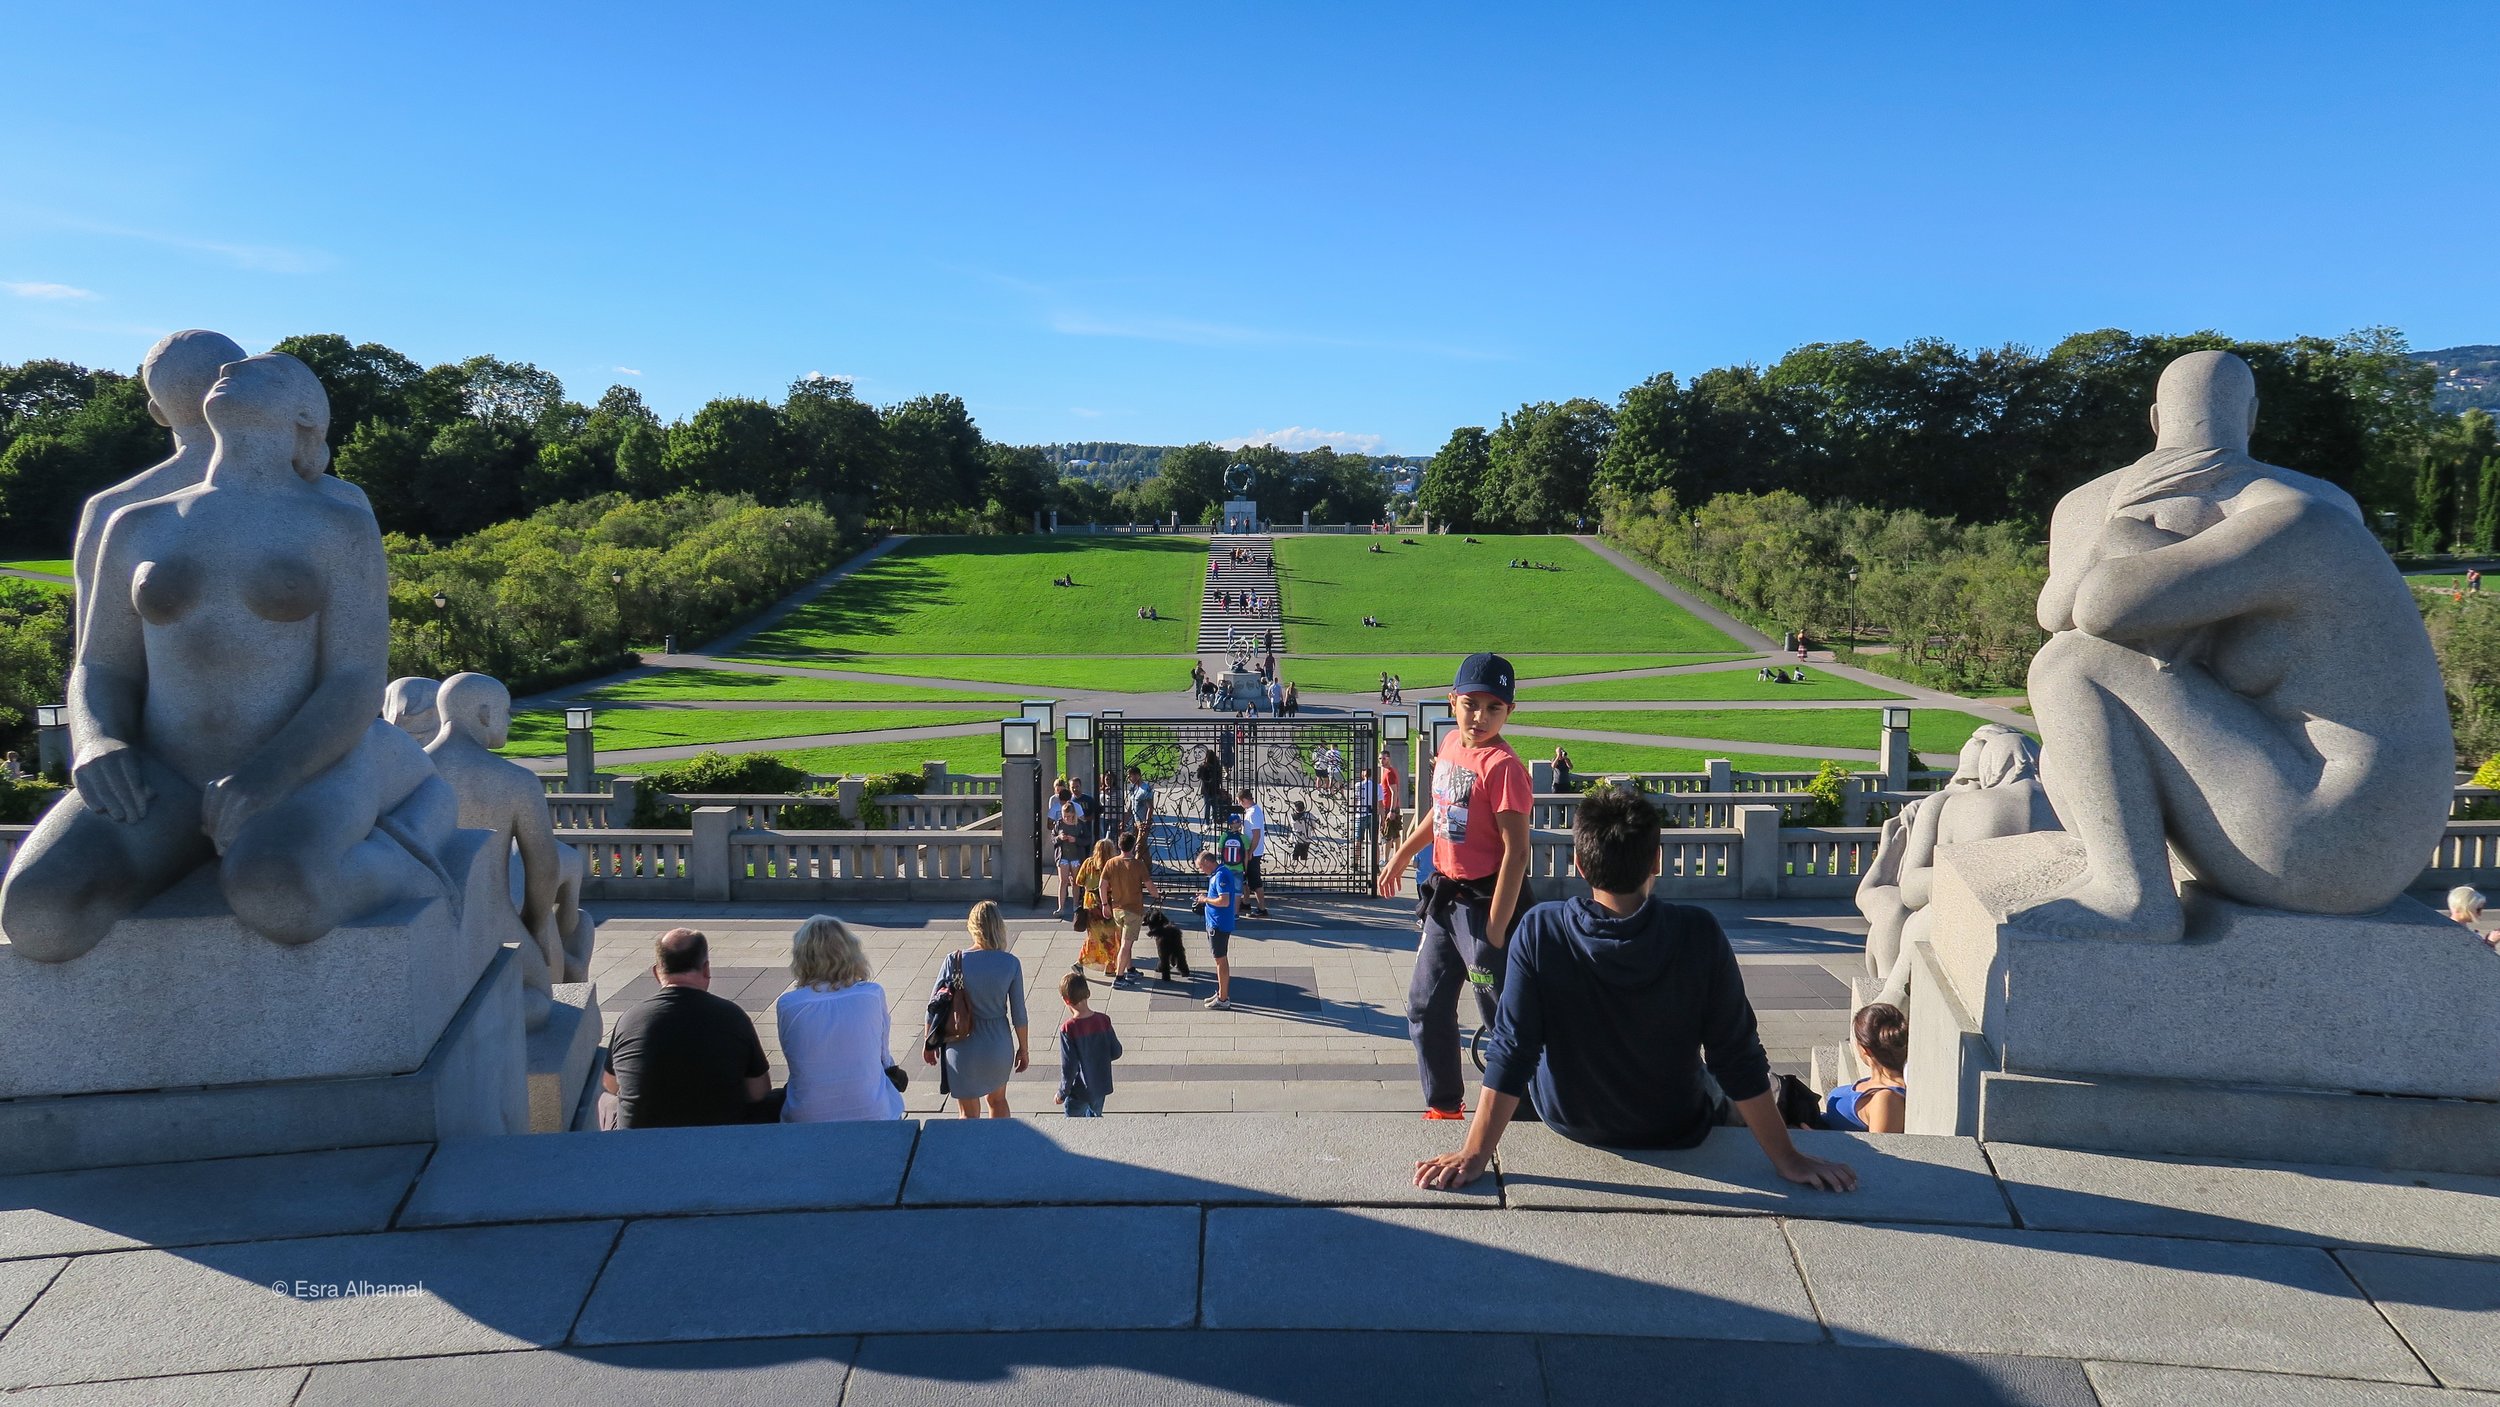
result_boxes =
[140,330,248,433]
[437,672,512,750]
[383,677,441,746]
[2150,350,2258,453]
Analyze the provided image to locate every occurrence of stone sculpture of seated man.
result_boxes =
[0,353,456,959]
[2019,350,2452,942]
[424,672,589,1029]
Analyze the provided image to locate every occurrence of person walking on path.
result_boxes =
[929,900,1030,1117]
[1381,754,1403,838]
[1054,971,1124,1117]
[1375,653,1534,1120]
[776,915,905,1124]
[1051,785,1088,915]
[1101,832,1156,985]
[1238,788,1272,918]
[1192,846,1242,1010]
[1073,838,1120,974]
[1124,765,1155,846]
[1197,747,1228,826]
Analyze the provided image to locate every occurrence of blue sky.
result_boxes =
[3,2,2493,455]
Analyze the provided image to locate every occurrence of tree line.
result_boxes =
[1422,328,2444,534]
[0,339,1091,548]
[0,339,1421,550]
[1605,488,2046,693]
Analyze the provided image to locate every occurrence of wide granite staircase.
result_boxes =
[1197,534,1282,657]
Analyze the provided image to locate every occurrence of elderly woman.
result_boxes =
[930,899,1029,1117]
[776,915,903,1123]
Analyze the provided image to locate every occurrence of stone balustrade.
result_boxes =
[550,808,1005,903]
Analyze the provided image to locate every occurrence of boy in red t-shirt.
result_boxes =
[1374,652,1534,1118]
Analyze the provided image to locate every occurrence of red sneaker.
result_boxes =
[1422,1107,1466,1121]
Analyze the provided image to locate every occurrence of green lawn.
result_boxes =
[505,707,1001,757]
[1280,653,1752,694]
[805,655,1195,694]
[613,735,1009,778]
[1497,732,1837,777]
[1517,708,1991,754]
[1517,669,1907,702]
[738,535,1208,657]
[0,559,71,577]
[1274,535,1741,655]
[586,668,1013,703]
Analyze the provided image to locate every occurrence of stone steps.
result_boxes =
[4,1115,2494,1401]
[1198,536,1280,653]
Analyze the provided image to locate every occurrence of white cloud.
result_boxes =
[3,281,96,301]
[1218,427,1389,454]
[614,366,643,376]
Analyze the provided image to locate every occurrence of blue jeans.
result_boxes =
[1064,1097,1103,1117]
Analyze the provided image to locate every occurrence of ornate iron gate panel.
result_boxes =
[1098,716,1380,895]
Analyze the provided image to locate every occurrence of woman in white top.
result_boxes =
[777,914,904,1122]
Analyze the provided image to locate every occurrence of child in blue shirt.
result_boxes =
[1192,846,1241,1011]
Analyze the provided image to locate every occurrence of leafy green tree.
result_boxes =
[881,394,986,525]
[1599,373,1684,500]
[1418,426,1489,529]
[1487,398,1613,529]
[268,335,423,447]
[0,375,163,551]
[663,397,796,502]
[783,376,885,512]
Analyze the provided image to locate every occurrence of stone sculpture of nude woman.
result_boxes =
[2018,350,2452,942]
[0,353,456,959]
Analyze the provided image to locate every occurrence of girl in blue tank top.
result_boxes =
[1824,1002,1907,1134]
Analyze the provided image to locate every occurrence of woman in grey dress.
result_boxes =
[939,900,1029,1117]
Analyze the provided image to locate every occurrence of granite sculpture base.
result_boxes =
[1909,832,2500,1173]
[528,981,602,1134]
[0,829,530,1174]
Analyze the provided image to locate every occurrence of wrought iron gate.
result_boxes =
[1098,715,1381,895]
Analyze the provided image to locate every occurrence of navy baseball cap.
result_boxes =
[1450,652,1516,704]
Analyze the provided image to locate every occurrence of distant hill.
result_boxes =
[2422,345,2500,416]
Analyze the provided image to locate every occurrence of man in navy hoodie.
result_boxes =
[1414,784,1858,1192]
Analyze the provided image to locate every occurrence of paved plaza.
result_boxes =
[588,895,1868,1114]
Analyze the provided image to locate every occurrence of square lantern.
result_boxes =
[565,706,595,732]
[1382,711,1411,742]
[1883,706,1911,731]
[1064,713,1094,743]
[1099,709,1122,728]
[1418,699,1453,727]
[1001,718,1041,758]
[34,704,66,730]
[1021,699,1055,735]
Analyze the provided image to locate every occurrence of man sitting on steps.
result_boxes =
[602,928,779,1129]
[1414,787,1858,1192]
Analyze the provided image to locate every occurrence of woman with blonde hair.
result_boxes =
[930,899,1029,1116]
[776,915,904,1122]
[1073,836,1120,973]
